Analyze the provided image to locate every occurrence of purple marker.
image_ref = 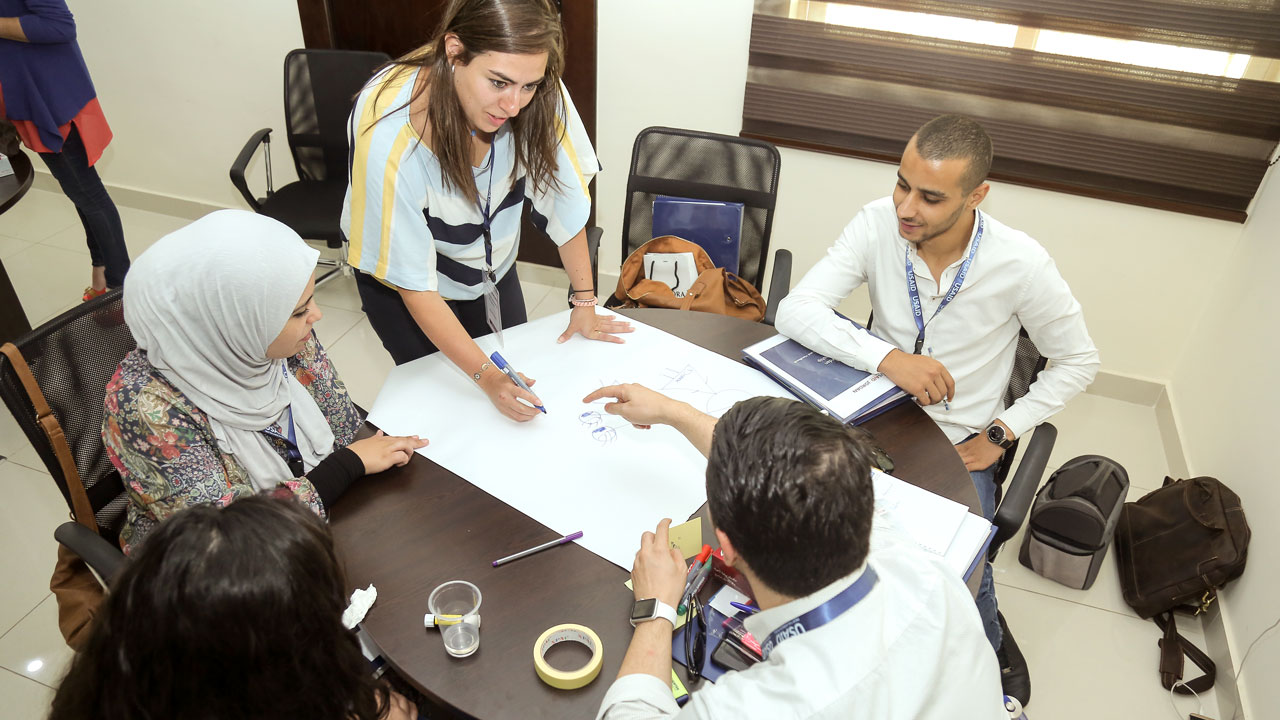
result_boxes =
[492,531,584,567]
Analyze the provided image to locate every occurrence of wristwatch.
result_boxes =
[985,422,1015,449]
[630,598,679,628]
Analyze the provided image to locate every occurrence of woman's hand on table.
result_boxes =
[348,430,429,475]
[478,366,544,422]
[557,306,633,344]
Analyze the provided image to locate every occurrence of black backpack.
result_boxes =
[1018,455,1129,590]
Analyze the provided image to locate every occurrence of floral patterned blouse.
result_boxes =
[102,333,360,554]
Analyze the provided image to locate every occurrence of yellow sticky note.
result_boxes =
[671,668,689,700]
[668,517,704,559]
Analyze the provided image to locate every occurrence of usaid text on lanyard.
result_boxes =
[475,142,504,346]
[905,211,984,355]
[760,566,879,659]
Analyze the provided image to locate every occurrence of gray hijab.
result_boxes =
[123,210,334,489]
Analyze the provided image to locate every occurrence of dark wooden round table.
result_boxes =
[329,308,977,720]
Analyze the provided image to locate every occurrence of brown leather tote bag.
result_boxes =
[611,236,766,322]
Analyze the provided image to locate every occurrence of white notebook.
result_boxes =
[871,469,994,579]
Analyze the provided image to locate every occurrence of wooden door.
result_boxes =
[296,0,597,269]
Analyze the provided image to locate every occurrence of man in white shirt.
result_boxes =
[775,115,1100,704]
[585,385,1007,720]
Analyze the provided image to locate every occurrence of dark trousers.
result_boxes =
[38,125,130,287]
[355,268,528,366]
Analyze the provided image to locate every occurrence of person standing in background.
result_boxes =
[0,0,130,301]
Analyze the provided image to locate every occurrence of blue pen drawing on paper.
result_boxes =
[578,410,628,445]
[658,364,749,415]
[577,366,749,446]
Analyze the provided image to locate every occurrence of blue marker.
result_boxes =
[489,352,546,413]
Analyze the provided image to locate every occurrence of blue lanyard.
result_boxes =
[263,365,302,464]
[905,211,984,355]
[474,141,496,280]
[761,566,879,659]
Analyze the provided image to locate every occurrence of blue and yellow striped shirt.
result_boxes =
[341,66,599,299]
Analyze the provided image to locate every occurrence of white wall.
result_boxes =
[596,0,1243,382]
[1169,162,1280,718]
[65,0,305,209]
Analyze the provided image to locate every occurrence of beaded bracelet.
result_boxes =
[569,296,598,308]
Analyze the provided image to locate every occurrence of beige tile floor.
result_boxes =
[0,189,1220,719]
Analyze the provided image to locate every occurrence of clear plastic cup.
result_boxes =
[428,580,482,658]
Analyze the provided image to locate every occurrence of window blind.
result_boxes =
[743,0,1280,221]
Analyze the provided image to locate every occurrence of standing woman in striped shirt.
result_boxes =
[342,0,630,422]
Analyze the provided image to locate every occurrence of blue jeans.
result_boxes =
[38,125,130,287]
[970,462,1003,652]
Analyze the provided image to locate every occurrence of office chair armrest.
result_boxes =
[586,225,603,296]
[762,248,792,326]
[54,520,126,585]
[229,128,273,212]
[989,422,1057,560]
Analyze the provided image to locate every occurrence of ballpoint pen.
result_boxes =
[926,346,950,411]
[489,351,546,413]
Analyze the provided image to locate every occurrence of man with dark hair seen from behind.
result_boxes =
[776,114,1101,705]
[588,386,1006,719]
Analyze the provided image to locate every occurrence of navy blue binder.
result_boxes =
[652,196,744,274]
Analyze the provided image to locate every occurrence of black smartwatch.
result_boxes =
[985,422,1015,449]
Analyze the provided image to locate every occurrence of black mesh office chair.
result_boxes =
[0,290,135,583]
[230,49,390,286]
[597,127,793,324]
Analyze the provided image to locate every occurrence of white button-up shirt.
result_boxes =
[776,197,1099,443]
[595,531,1007,720]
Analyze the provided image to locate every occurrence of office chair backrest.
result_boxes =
[994,329,1048,487]
[0,291,134,545]
[284,49,390,184]
[1003,329,1046,410]
[621,127,781,290]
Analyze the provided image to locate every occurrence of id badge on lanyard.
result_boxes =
[477,144,504,347]
[264,364,305,477]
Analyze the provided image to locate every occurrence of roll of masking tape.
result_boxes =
[533,624,603,690]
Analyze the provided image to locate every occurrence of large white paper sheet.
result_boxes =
[367,310,792,569]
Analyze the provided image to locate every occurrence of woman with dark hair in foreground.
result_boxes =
[48,494,417,720]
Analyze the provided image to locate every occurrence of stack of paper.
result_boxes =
[870,469,994,579]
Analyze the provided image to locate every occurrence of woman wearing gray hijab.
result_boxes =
[103,210,427,553]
